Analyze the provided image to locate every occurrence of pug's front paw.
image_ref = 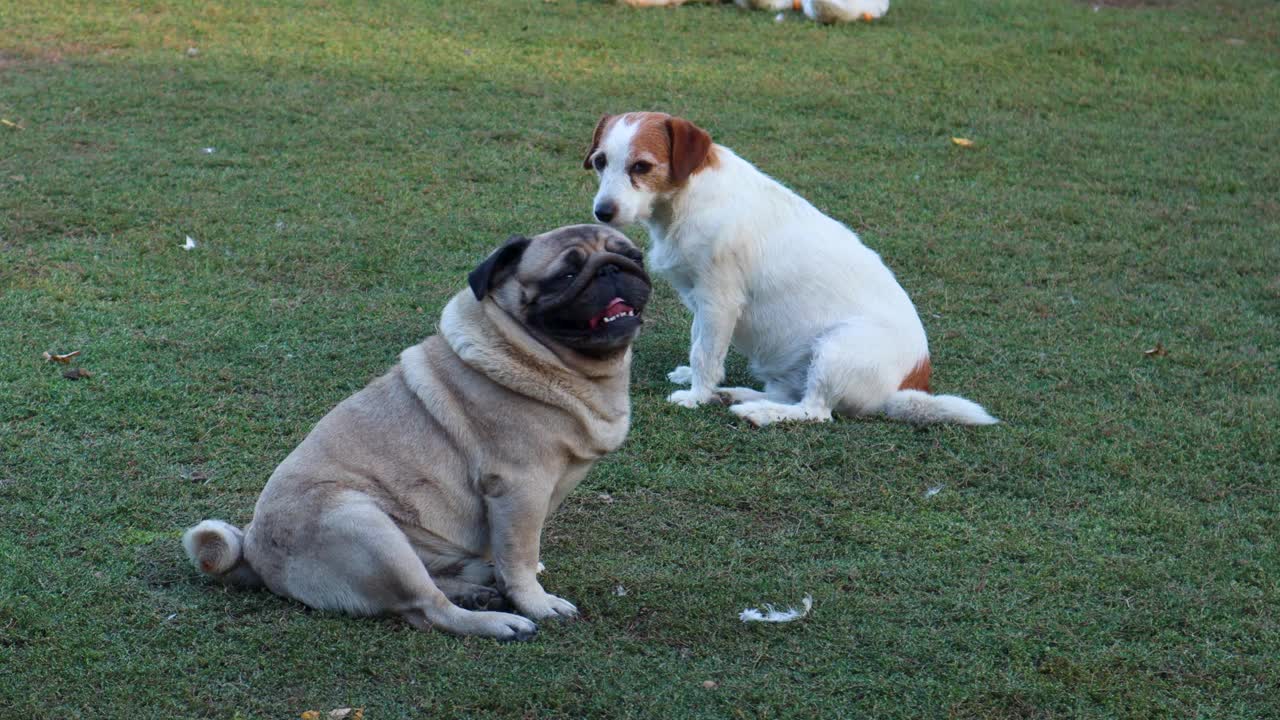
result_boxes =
[667,388,713,408]
[511,590,579,620]
[667,366,693,385]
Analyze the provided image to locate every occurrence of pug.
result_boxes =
[182,224,651,640]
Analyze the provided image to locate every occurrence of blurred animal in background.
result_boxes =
[619,0,889,23]
[618,0,716,6]
[737,0,889,23]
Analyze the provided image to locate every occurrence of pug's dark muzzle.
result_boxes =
[530,252,652,352]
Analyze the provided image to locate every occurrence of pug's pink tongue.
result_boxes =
[589,297,634,330]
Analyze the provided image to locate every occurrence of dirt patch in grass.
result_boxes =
[0,42,117,69]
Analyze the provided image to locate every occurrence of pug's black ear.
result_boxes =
[468,235,532,300]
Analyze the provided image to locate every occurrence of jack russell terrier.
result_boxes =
[584,111,996,427]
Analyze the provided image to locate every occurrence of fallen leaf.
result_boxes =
[1,118,23,130]
[300,712,320,720]
[1144,343,1167,357]
[951,137,975,147]
[924,484,944,499]
[597,493,614,504]
[353,710,364,720]
[613,585,628,597]
[63,368,93,381]
[183,235,197,250]
[43,350,81,364]
[186,47,200,57]
[702,680,718,689]
[329,709,352,720]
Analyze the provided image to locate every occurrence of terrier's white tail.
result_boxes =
[182,519,263,588]
[881,389,998,426]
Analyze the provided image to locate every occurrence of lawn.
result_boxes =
[2,0,1277,717]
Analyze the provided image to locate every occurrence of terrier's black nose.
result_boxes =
[594,202,616,223]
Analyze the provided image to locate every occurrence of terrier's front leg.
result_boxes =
[667,289,742,408]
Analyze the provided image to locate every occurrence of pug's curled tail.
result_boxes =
[182,519,264,588]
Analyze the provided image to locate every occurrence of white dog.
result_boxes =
[584,112,996,427]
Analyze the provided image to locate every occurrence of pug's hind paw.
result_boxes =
[667,366,693,385]
[453,585,510,612]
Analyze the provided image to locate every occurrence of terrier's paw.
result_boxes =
[667,366,693,385]
[729,400,832,427]
[667,388,712,408]
[716,386,769,405]
[729,401,781,427]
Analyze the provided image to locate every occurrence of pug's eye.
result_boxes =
[629,161,653,175]
[564,272,576,280]
[592,154,607,172]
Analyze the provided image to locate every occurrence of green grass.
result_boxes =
[2,0,1278,717]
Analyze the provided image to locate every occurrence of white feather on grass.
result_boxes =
[739,594,813,623]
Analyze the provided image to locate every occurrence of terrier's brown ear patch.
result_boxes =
[583,114,613,170]
[666,116,713,185]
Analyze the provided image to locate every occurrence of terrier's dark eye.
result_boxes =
[593,154,607,171]
[629,161,653,175]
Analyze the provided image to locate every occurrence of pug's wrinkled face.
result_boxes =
[468,224,652,356]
